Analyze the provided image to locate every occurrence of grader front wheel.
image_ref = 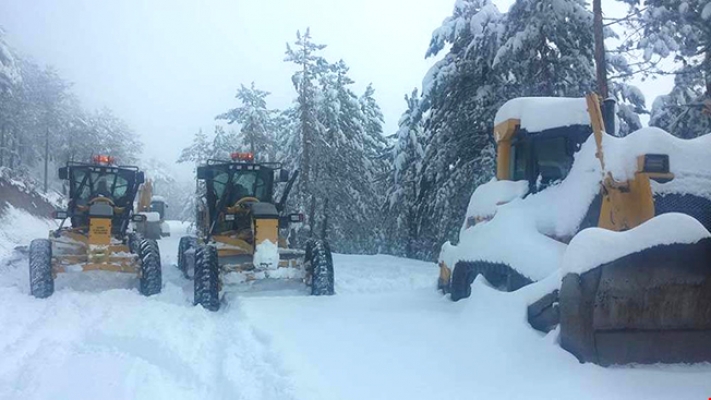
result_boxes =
[138,239,162,296]
[194,245,220,311]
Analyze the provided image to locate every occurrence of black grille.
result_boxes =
[654,193,711,232]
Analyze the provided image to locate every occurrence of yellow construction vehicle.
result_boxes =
[135,179,170,239]
[438,94,711,365]
[178,152,334,311]
[28,155,162,298]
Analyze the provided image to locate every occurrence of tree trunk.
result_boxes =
[593,0,609,98]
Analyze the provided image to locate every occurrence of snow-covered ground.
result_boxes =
[0,218,710,400]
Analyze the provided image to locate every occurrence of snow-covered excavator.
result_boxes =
[135,179,170,239]
[28,155,162,298]
[178,152,335,312]
[438,94,711,365]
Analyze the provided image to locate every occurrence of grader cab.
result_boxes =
[28,155,162,298]
[178,152,334,312]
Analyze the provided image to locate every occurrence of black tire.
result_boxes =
[194,245,220,311]
[450,261,533,302]
[128,232,144,254]
[307,240,334,296]
[178,236,198,279]
[138,239,162,296]
[450,262,474,302]
[29,239,54,299]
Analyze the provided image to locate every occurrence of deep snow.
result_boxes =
[0,218,710,400]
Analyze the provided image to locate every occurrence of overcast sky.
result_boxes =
[0,0,671,178]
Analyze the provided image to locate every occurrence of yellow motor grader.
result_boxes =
[438,94,711,365]
[28,155,162,298]
[178,152,334,311]
[135,179,170,239]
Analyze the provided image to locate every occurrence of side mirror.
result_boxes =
[197,166,211,180]
[52,210,69,220]
[58,167,68,180]
[131,214,147,223]
[136,171,145,185]
[278,169,290,183]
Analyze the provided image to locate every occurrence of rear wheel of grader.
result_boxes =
[138,239,162,296]
[178,236,198,279]
[194,245,220,311]
[29,239,54,299]
[306,240,334,296]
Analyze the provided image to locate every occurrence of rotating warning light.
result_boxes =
[231,152,254,162]
[92,155,115,165]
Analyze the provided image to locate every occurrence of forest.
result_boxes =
[2,0,710,259]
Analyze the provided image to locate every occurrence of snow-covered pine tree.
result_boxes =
[414,0,503,259]
[385,88,424,257]
[216,82,276,161]
[624,0,711,137]
[177,128,211,167]
[493,0,596,98]
[0,27,20,92]
[283,29,329,242]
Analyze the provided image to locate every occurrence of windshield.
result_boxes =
[69,167,136,208]
[210,170,271,205]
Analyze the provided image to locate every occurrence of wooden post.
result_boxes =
[593,0,609,99]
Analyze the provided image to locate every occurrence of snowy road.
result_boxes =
[0,219,710,400]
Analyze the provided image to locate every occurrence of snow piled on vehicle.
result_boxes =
[562,213,711,275]
[494,97,591,132]
[440,126,711,281]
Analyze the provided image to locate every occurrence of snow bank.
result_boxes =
[253,240,279,269]
[494,97,590,132]
[0,205,56,260]
[562,213,710,275]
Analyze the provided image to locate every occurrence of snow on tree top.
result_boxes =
[494,97,590,133]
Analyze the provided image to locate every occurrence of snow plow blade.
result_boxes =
[559,238,711,366]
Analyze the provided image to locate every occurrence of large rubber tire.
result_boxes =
[450,261,533,302]
[194,245,220,311]
[128,232,144,254]
[178,236,198,279]
[138,239,162,296]
[29,239,54,299]
[307,240,334,296]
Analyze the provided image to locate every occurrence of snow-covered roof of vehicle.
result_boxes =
[151,195,167,203]
[494,97,590,133]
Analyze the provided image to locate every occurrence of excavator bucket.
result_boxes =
[559,238,711,365]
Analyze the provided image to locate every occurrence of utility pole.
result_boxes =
[593,0,609,99]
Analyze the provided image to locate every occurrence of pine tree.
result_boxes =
[385,88,424,257]
[216,82,276,161]
[177,128,211,166]
[493,0,596,97]
[621,0,711,137]
[283,29,328,241]
[414,0,503,259]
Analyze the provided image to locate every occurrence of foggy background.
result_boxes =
[0,0,671,180]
